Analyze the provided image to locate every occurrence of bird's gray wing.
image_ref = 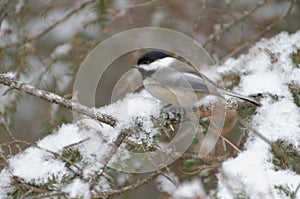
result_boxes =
[153,67,213,94]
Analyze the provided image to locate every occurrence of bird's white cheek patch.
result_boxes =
[147,57,175,70]
[158,57,175,66]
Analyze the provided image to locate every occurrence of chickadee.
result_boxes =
[133,51,261,107]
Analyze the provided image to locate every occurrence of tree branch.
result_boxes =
[220,0,296,62]
[201,1,266,48]
[99,168,164,197]
[17,0,95,47]
[0,73,116,127]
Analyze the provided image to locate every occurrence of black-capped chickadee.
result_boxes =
[133,51,261,107]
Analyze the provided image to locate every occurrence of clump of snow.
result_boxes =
[0,169,14,198]
[217,139,300,198]
[156,172,178,194]
[216,31,300,198]
[253,98,300,143]
[99,90,161,129]
[64,178,91,199]
[172,178,207,199]
[98,90,163,147]
[8,147,67,184]
[38,124,82,152]
[3,72,16,79]
[238,72,288,96]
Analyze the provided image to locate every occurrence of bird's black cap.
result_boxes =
[137,51,171,65]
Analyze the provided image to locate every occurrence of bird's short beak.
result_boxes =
[132,65,138,69]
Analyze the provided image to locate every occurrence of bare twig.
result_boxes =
[89,129,130,190]
[99,168,164,197]
[13,176,52,195]
[179,163,221,175]
[0,119,22,153]
[179,153,229,162]
[220,135,241,153]
[220,0,296,62]
[0,73,116,127]
[63,138,90,149]
[293,183,300,199]
[201,1,266,48]
[10,0,96,48]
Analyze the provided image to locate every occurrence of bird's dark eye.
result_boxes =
[140,60,151,65]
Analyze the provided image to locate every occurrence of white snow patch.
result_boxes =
[217,140,300,198]
[252,98,300,143]
[217,31,300,199]
[156,173,178,194]
[99,90,161,129]
[0,169,14,198]
[172,178,207,199]
[38,124,81,152]
[238,72,288,96]
[64,178,91,199]
[8,147,66,184]
[3,72,16,79]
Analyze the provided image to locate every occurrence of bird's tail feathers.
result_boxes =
[223,90,261,106]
